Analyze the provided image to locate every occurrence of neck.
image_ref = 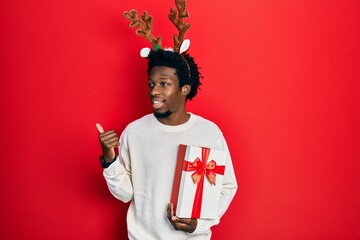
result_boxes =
[156,111,190,126]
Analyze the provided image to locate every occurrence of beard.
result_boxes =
[154,110,172,119]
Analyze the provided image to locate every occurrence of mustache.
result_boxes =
[151,96,166,102]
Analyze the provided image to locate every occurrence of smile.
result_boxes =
[152,98,165,109]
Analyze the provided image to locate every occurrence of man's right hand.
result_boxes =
[96,123,120,162]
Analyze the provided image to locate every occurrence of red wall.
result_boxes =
[1,0,359,239]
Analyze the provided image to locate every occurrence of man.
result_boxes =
[96,49,237,239]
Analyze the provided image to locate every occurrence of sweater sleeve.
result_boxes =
[103,132,133,203]
[190,135,238,235]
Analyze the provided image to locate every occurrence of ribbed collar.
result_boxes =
[151,113,198,132]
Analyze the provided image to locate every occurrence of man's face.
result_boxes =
[148,66,188,119]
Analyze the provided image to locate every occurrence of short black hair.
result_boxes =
[147,50,202,100]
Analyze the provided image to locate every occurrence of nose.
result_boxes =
[149,84,160,96]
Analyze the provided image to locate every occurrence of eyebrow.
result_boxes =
[149,73,175,80]
[160,73,175,77]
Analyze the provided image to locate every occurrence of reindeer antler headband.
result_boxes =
[123,0,191,58]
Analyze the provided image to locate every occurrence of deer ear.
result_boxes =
[140,47,151,57]
[179,39,190,54]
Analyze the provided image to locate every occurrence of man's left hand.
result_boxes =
[167,203,197,233]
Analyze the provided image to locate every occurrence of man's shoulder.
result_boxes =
[124,114,153,131]
[192,114,223,133]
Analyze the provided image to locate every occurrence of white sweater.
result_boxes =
[103,113,237,240]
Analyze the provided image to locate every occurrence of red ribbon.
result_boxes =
[183,147,225,218]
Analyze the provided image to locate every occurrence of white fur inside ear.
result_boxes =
[179,39,190,54]
[140,47,151,58]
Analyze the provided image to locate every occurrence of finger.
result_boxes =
[172,220,193,232]
[100,131,118,141]
[167,203,173,219]
[169,203,174,217]
[176,218,194,224]
[96,123,104,133]
[174,218,197,233]
[167,203,179,222]
[103,139,120,149]
[174,221,189,228]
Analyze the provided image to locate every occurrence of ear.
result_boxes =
[181,85,191,96]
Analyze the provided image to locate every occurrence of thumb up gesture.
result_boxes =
[96,123,120,163]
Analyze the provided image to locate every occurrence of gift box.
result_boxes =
[171,144,227,219]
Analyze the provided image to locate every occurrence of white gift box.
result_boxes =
[171,144,227,219]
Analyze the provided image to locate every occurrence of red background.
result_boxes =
[1,0,360,239]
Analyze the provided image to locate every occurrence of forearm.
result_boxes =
[103,158,133,203]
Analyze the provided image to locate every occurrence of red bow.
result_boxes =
[183,148,225,185]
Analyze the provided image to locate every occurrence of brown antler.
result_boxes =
[169,0,191,52]
[123,9,162,48]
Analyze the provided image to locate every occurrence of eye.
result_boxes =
[161,82,170,87]
[148,82,154,88]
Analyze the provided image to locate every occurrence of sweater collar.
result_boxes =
[151,112,197,132]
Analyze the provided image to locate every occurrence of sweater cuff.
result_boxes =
[103,157,125,177]
[189,218,218,235]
